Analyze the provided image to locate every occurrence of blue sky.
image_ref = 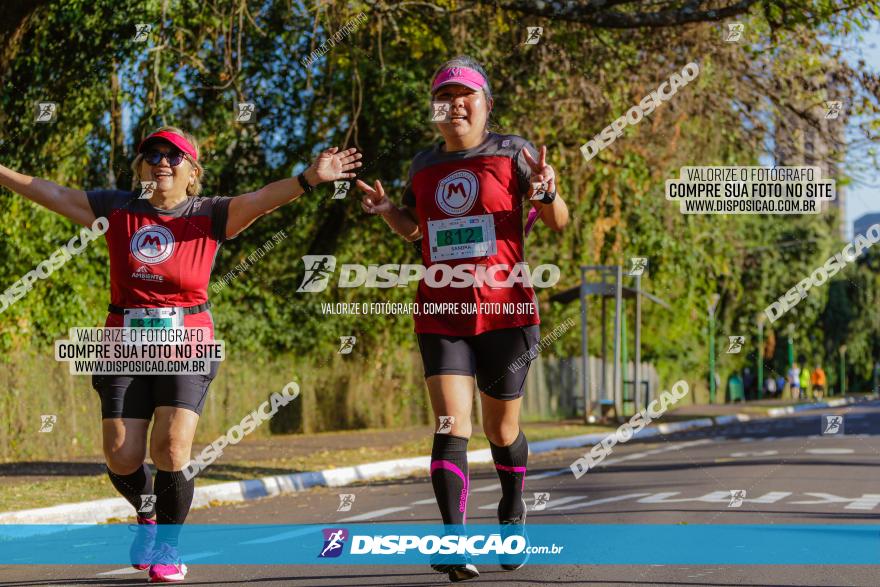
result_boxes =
[840,20,880,238]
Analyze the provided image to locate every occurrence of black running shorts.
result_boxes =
[416,325,541,401]
[92,361,220,419]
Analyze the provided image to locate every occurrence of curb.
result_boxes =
[765,396,859,417]
[1,395,869,525]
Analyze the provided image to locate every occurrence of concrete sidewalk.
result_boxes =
[0,395,869,525]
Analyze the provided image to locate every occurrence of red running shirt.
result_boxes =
[86,190,231,335]
[402,133,541,336]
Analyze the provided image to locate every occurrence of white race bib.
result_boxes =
[123,307,184,328]
[427,214,497,262]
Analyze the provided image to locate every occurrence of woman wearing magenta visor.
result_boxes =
[0,127,360,583]
[358,56,568,582]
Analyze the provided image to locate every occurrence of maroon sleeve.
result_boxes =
[86,189,131,218]
[209,196,233,241]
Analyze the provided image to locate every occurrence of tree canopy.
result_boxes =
[1,0,879,392]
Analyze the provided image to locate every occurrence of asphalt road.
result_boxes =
[2,400,878,586]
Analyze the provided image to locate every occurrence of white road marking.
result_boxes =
[96,552,220,576]
[805,448,853,454]
[788,493,880,510]
[743,492,793,504]
[410,497,438,505]
[337,506,412,522]
[730,450,779,457]
[478,495,587,510]
[638,491,792,505]
[550,493,653,511]
[529,470,570,480]
[470,483,501,493]
[97,567,143,576]
[595,439,715,470]
[499,488,880,510]
[240,527,313,545]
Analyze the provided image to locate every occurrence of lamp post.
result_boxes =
[757,313,766,400]
[873,361,879,398]
[839,345,847,397]
[708,294,721,404]
[785,323,795,399]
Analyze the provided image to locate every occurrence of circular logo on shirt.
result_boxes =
[130,225,175,265]
[435,170,479,216]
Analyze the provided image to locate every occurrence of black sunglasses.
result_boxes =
[143,149,186,167]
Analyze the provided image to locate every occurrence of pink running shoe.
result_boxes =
[149,543,188,583]
[130,515,157,570]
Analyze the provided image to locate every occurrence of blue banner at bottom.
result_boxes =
[0,524,878,565]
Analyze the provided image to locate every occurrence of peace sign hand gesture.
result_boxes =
[356,179,394,215]
[522,145,556,200]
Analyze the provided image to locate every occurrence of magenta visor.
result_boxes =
[431,66,488,95]
[138,131,199,162]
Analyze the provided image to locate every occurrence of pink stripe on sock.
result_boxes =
[494,464,527,473]
[495,463,527,491]
[431,460,470,523]
[431,459,466,481]
[463,474,470,523]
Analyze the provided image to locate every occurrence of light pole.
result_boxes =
[839,345,847,397]
[757,313,766,400]
[785,322,801,401]
[708,294,721,404]
[874,361,879,397]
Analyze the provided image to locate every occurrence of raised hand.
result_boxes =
[356,179,394,215]
[308,147,362,184]
[522,145,556,198]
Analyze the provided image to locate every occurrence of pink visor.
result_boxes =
[138,131,199,162]
[431,66,488,94]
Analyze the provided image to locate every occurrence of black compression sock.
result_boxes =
[490,430,528,521]
[107,464,154,518]
[154,469,195,547]
[430,434,470,526]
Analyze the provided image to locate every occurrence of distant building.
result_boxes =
[854,212,880,238]
[773,69,848,239]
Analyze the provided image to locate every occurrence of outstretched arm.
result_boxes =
[356,179,421,241]
[226,147,362,239]
[0,163,95,227]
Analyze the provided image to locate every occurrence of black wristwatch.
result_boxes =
[297,171,314,194]
[538,190,557,205]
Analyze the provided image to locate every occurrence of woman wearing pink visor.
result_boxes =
[0,126,360,583]
[358,56,568,582]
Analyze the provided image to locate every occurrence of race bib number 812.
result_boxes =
[427,214,497,262]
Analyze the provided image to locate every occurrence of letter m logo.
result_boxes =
[141,235,163,254]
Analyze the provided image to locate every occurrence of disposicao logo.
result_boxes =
[319,528,348,558]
